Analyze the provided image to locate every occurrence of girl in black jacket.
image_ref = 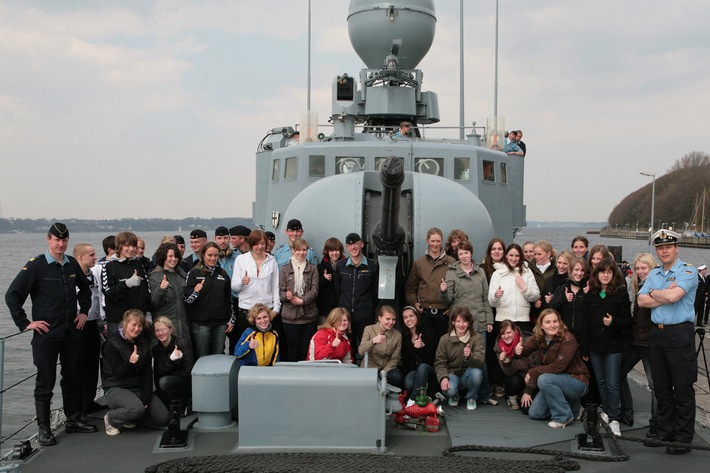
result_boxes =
[152,316,195,409]
[102,310,169,436]
[400,306,438,405]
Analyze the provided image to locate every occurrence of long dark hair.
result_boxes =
[503,243,526,273]
[481,237,506,281]
[589,258,624,295]
[533,309,569,349]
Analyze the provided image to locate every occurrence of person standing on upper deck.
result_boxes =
[638,230,698,455]
[406,228,455,339]
[394,121,412,138]
[5,223,99,447]
[274,219,318,268]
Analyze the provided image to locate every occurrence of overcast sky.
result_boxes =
[1,0,708,222]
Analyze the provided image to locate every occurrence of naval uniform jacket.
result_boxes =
[334,256,378,324]
[6,252,90,340]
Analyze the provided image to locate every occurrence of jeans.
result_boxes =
[529,373,588,423]
[619,344,657,427]
[589,352,622,420]
[404,363,437,400]
[477,330,492,401]
[191,323,227,359]
[156,375,191,406]
[282,321,317,362]
[445,368,483,400]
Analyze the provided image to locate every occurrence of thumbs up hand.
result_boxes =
[463,343,471,359]
[129,345,139,364]
[242,270,250,286]
[195,277,205,292]
[515,338,524,356]
[170,344,183,361]
[160,274,169,289]
[565,287,573,302]
[495,286,504,299]
[126,270,142,287]
[413,333,425,349]
[440,278,447,292]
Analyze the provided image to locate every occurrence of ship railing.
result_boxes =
[291,122,489,142]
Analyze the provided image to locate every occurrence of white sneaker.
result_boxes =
[609,420,621,437]
[405,399,416,408]
[448,395,459,407]
[104,414,120,436]
[548,419,573,429]
[599,411,609,424]
[466,399,477,411]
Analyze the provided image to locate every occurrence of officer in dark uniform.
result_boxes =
[5,223,98,446]
[638,230,697,455]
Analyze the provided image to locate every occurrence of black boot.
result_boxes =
[65,414,99,434]
[35,402,56,447]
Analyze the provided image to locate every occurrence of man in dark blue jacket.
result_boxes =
[5,223,98,446]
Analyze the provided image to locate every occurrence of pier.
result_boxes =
[600,229,710,249]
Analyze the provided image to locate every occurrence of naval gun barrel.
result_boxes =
[372,157,405,255]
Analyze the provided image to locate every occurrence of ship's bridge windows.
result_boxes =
[454,157,471,181]
[482,160,495,182]
[336,156,365,174]
[309,155,325,178]
[375,157,404,171]
[415,158,443,176]
[272,159,280,181]
[500,162,508,184]
[284,157,297,181]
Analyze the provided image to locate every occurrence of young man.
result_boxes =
[638,230,698,455]
[405,228,455,338]
[216,226,240,355]
[73,243,104,417]
[334,233,378,351]
[273,219,317,268]
[182,229,208,272]
[229,225,251,255]
[5,223,98,446]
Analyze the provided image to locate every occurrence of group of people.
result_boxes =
[5,221,700,455]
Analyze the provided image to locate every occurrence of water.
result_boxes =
[2,228,709,444]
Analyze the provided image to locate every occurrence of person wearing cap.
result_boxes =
[638,229,698,454]
[394,121,412,138]
[265,231,276,254]
[229,225,251,255]
[5,223,98,446]
[182,229,208,272]
[216,226,240,355]
[406,228,455,339]
[274,219,318,268]
[174,235,186,257]
[334,232,378,351]
[695,264,708,327]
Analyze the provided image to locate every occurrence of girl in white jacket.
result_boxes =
[488,243,540,333]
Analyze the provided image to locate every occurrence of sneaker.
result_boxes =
[104,414,119,436]
[548,419,573,429]
[480,398,498,406]
[507,395,520,410]
[123,422,136,429]
[466,399,478,411]
[405,399,416,408]
[494,386,505,398]
[609,420,621,437]
[447,395,459,407]
[599,411,609,424]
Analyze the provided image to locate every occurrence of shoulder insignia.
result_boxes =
[29,257,36,261]
[21,266,28,271]
[654,265,661,269]
[684,263,693,267]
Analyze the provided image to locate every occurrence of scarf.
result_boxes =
[499,331,521,358]
[290,256,307,296]
[569,276,587,287]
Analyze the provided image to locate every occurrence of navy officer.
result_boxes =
[638,229,697,455]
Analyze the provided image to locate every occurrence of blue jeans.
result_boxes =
[404,363,437,400]
[191,323,227,359]
[529,373,588,423]
[589,352,622,421]
[445,368,483,400]
[619,344,657,427]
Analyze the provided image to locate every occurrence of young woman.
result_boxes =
[234,303,280,366]
[434,307,485,410]
[587,244,612,270]
[581,258,631,437]
[149,243,189,341]
[488,243,540,333]
[358,305,403,388]
[522,241,536,264]
[316,238,345,323]
[521,309,589,429]
[445,229,469,260]
[571,236,589,260]
[549,257,589,340]
[152,316,194,409]
[307,307,353,363]
[184,242,234,359]
[232,230,281,343]
[102,310,169,436]
[543,250,573,306]
[480,238,506,283]
[279,238,319,361]
[619,253,658,436]
[400,306,438,406]
[494,320,535,410]
[530,240,557,322]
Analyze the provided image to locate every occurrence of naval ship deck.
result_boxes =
[7,377,709,473]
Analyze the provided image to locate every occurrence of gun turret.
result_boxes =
[372,157,405,255]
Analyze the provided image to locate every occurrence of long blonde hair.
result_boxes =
[632,252,658,294]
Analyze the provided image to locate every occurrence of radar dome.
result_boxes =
[347,0,436,70]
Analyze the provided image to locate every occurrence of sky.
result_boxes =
[1,0,709,222]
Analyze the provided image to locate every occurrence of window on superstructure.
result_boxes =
[272,160,280,181]
[500,162,508,184]
[375,157,404,172]
[284,157,297,181]
[335,156,365,174]
[415,158,443,176]
[482,160,495,182]
[309,155,325,178]
[454,157,471,181]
